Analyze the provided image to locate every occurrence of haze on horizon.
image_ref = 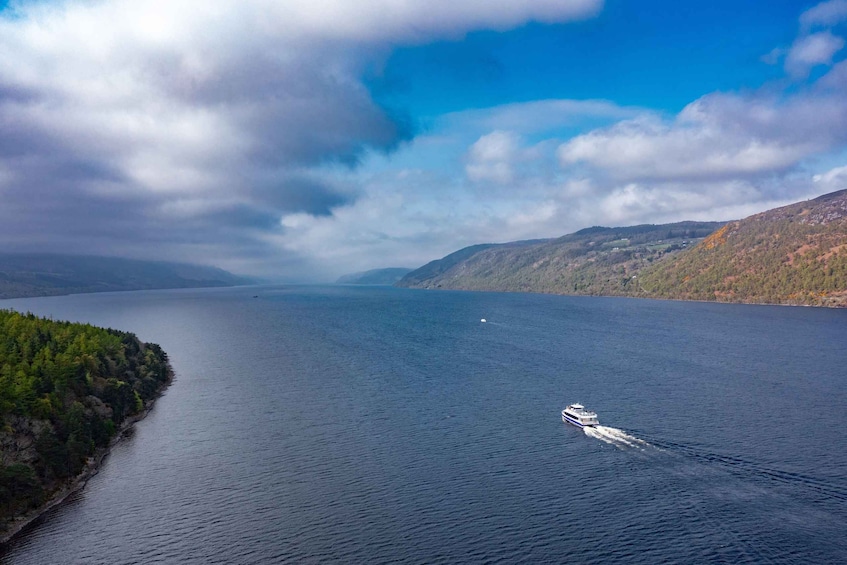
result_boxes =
[1,0,846,282]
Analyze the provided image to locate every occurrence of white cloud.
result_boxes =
[558,84,847,184]
[595,181,765,226]
[813,164,847,191]
[228,0,603,44]
[439,98,642,135]
[761,47,786,65]
[800,0,847,31]
[465,130,521,184]
[785,31,845,77]
[3,0,602,46]
[274,169,470,277]
[558,115,800,182]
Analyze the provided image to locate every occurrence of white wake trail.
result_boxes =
[584,425,651,449]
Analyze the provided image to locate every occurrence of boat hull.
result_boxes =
[562,403,599,427]
[562,412,596,428]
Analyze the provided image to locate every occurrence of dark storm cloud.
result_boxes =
[144,41,416,168]
[248,175,356,217]
[0,113,63,157]
[0,0,605,277]
[0,1,421,274]
[0,81,41,105]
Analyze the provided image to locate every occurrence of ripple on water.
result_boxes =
[2,287,846,564]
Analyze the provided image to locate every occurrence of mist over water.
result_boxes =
[2,286,846,563]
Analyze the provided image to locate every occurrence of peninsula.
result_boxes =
[0,310,173,545]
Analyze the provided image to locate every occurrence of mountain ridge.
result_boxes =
[336,268,413,285]
[398,189,847,307]
[0,254,250,299]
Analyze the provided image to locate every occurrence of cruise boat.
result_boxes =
[562,403,599,428]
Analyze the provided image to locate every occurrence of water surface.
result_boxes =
[2,286,846,563]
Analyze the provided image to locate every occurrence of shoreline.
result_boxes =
[399,285,847,309]
[0,367,174,548]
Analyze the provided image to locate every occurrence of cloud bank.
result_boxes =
[0,0,601,277]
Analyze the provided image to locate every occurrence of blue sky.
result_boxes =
[1,0,846,280]
[374,1,808,116]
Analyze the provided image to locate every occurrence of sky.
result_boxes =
[1,0,847,281]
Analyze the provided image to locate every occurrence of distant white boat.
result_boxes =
[480,318,486,323]
[562,403,599,428]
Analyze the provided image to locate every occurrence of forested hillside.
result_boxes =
[397,222,721,296]
[397,190,847,307]
[639,189,847,306]
[0,310,172,536]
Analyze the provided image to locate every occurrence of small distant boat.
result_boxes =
[480,318,487,323]
[562,403,599,428]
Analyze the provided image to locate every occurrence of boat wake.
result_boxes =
[649,439,847,503]
[583,425,652,450]
[578,420,847,505]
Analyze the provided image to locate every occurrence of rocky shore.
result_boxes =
[0,368,173,548]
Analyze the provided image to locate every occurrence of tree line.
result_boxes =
[0,310,171,526]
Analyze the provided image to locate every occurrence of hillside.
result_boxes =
[0,254,250,299]
[0,310,172,539]
[639,189,847,306]
[397,190,847,307]
[336,268,413,285]
[397,222,721,295]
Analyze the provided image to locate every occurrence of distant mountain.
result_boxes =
[397,222,721,296]
[398,189,847,307]
[639,189,847,307]
[336,268,413,285]
[0,254,251,299]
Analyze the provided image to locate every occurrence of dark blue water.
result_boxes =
[2,286,846,563]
